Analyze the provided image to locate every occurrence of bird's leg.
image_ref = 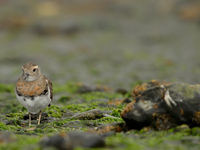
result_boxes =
[37,111,42,125]
[29,113,31,127]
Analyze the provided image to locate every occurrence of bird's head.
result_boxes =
[21,62,41,81]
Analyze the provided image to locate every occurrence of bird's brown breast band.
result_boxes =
[16,77,47,97]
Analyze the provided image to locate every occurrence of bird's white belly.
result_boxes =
[16,94,51,114]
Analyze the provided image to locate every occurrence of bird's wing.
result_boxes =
[44,76,53,101]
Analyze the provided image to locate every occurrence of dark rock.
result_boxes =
[40,133,72,150]
[61,24,80,36]
[115,88,128,95]
[121,80,200,130]
[40,132,105,150]
[68,132,105,148]
[123,98,132,104]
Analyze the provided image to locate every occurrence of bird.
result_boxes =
[15,62,53,126]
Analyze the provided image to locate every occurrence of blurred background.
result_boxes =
[0,0,200,89]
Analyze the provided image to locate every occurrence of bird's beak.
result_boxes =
[23,73,30,80]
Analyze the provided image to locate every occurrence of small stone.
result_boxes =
[40,132,105,150]
[115,88,128,95]
[71,109,110,120]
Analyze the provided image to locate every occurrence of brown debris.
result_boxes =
[108,98,131,106]
[132,80,171,98]
[193,112,200,125]
[152,113,176,130]
[108,99,124,106]
[132,83,147,98]
[178,3,200,21]
[90,123,125,135]
[121,100,136,118]
[180,108,184,116]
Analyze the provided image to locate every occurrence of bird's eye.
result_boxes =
[33,68,37,72]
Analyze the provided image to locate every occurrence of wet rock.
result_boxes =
[71,109,111,120]
[40,132,105,150]
[121,80,200,130]
[63,120,83,129]
[62,110,74,118]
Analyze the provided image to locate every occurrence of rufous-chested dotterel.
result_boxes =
[16,62,53,126]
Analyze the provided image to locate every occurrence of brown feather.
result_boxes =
[16,75,53,98]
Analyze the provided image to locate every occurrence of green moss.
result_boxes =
[63,103,97,113]
[6,112,24,119]
[93,117,123,125]
[0,134,40,150]
[0,122,9,130]
[45,105,64,118]
[105,128,200,150]
[1,83,200,150]
[190,127,200,136]
[0,122,21,131]
[111,106,124,117]
[0,84,14,93]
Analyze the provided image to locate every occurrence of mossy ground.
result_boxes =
[0,83,200,150]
